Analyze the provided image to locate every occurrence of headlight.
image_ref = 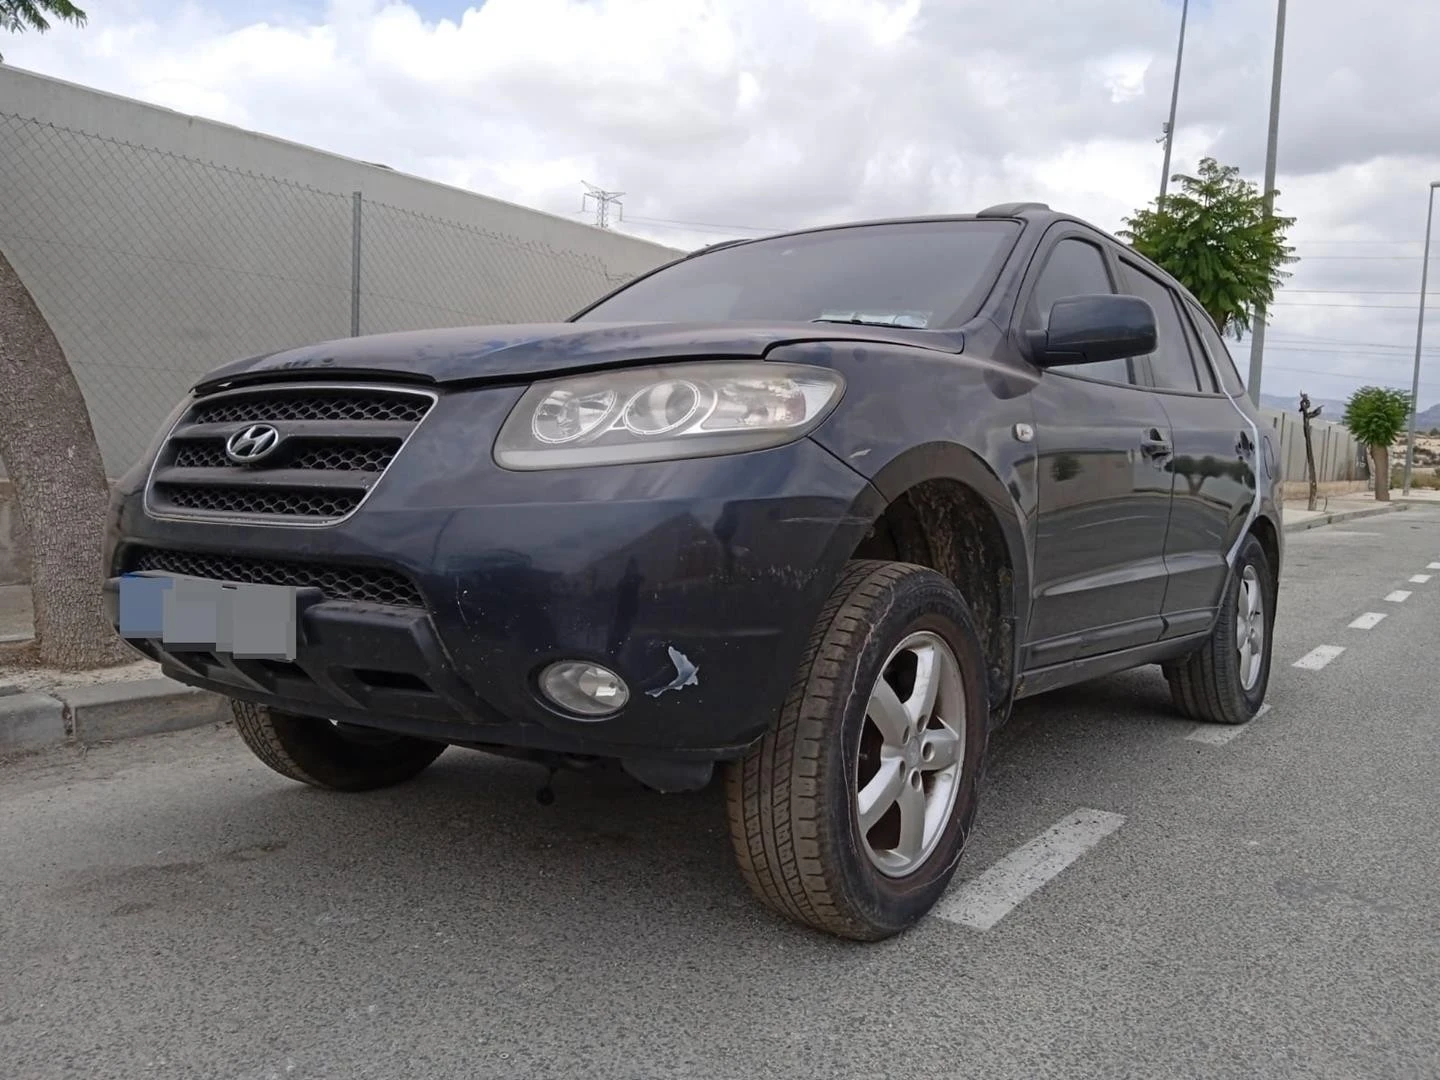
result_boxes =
[494,362,845,470]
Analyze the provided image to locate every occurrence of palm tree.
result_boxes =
[1,2,128,669]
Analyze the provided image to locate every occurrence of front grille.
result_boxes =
[145,382,435,524]
[127,548,424,607]
[189,390,431,425]
[155,483,365,518]
[172,441,399,473]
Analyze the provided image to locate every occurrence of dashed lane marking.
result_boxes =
[1409,574,1431,584]
[1385,590,1413,603]
[1349,612,1388,630]
[1185,703,1271,745]
[1294,645,1345,670]
[1428,563,1440,570]
[932,809,1125,931]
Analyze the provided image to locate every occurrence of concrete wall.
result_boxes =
[0,66,683,583]
[0,65,681,480]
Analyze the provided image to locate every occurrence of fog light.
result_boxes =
[539,661,629,718]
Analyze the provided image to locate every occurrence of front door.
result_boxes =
[1020,234,1176,668]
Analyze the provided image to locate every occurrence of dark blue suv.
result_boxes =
[105,203,1283,940]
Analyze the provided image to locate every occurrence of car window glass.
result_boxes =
[574,220,1021,329]
[1025,238,1132,385]
[1121,262,1202,391]
[1188,305,1247,396]
[1175,300,1219,392]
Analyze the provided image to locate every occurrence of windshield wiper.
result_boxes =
[811,317,918,328]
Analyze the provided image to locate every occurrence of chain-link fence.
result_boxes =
[0,111,667,477]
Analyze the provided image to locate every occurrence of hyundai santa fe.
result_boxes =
[105,202,1283,941]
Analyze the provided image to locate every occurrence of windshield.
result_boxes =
[574,219,1022,329]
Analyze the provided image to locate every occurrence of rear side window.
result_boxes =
[1024,238,1133,385]
[1175,302,1220,392]
[1120,262,1205,392]
[1187,305,1247,396]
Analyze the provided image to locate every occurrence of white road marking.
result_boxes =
[1385,590,1412,603]
[1428,562,1440,570]
[932,809,1125,931]
[1348,612,1388,630]
[1409,574,1431,584]
[1185,703,1271,745]
[1294,645,1345,670]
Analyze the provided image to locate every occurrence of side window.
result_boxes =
[1024,238,1132,385]
[1175,301,1220,392]
[1120,262,1205,392]
[1187,304,1247,396]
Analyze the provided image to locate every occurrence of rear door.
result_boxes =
[1021,230,1176,668]
[1115,258,1258,639]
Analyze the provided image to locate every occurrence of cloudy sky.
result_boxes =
[6,0,1440,407]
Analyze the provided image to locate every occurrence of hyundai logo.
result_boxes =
[224,424,282,464]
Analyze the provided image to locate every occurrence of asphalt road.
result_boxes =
[4,510,1439,1080]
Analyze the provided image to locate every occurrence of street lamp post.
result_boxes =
[1401,181,1440,496]
[1246,0,1288,404]
[1158,0,1190,204]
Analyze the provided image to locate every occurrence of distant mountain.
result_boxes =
[1258,393,1440,431]
[1416,403,1440,431]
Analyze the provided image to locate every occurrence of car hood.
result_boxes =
[192,320,964,391]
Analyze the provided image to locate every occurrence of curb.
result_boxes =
[0,676,228,755]
[1282,503,1410,533]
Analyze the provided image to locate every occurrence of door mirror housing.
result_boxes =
[1025,294,1157,368]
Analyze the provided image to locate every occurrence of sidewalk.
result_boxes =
[1283,488,1439,531]
[1,583,226,756]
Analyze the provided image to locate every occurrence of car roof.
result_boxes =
[688,204,1212,328]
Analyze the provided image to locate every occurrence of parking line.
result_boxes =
[1385,590,1412,603]
[1294,645,1345,670]
[1409,574,1431,584]
[1185,703,1271,745]
[1349,612,1388,630]
[932,809,1125,931]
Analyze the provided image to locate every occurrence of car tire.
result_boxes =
[1163,532,1275,726]
[724,560,990,941]
[230,700,447,791]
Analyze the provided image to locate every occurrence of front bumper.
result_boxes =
[105,422,880,764]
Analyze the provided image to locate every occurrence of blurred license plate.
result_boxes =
[118,574,298,661]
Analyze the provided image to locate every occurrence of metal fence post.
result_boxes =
[351,191,363,337]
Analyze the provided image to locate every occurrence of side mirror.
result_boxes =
[1025,294,1157,368]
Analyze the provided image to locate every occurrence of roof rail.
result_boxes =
[976,201,1051,218]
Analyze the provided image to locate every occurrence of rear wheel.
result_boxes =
[1163,532,1275,725]
[230,700,446,791]
[724,560,989,941]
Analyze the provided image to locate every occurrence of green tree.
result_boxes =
[0,1,86,59]
[1342,386,1412,502]
[1117,157,1297,338]
[1,2,128,670]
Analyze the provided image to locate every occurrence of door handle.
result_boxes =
[1140,429,1172,458]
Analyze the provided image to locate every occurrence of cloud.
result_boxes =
[5,0,1440,405]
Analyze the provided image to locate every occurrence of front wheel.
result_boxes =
[1163,532,1276,725]
[230,700,447,791]
[724,560,990,941]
